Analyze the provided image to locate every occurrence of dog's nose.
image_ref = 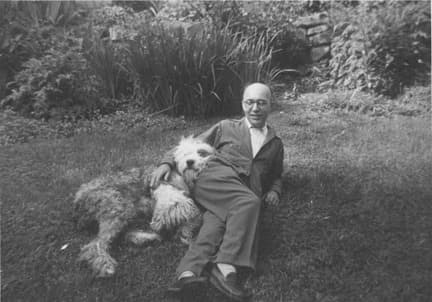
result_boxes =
[186,160,194,167]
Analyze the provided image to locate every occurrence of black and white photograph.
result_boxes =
[1,1,431,301]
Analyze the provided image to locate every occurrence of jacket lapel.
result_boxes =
[239,117,253,158]
[263,125,276,146]
[253,124,276,158]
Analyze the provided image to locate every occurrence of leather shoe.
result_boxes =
[207,265,251,301]
[167,275,207,293]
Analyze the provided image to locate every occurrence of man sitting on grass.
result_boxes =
[151,82,284,301]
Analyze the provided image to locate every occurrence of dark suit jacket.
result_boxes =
[162,117,284,199]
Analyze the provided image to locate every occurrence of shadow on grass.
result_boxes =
[256,159,432,302]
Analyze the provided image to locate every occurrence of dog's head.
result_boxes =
[174,136,214,178]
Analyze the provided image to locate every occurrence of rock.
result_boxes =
[311,45,330,62]
[294,12,329,29]
[333,22,350,36]
[297,27,308,39]
[309,31,332,46]
[317,80,335,91]
[306,24,330,36]
[109,25,122,41]
[158,20,206,37]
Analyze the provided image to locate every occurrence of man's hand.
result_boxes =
[150,164,172,188]
[264,191,280,207]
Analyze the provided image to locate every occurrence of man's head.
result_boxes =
[242,82,272,128]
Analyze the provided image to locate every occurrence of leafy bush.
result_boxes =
[329,1,431,97]
[0,1,87,98]
[128,22,282,117]
[1,48,102,120]
[3,1,83,27]
[0,4,45,99]
[0,3,132,122]
[89,5,153,40]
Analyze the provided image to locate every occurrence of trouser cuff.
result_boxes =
[215,252,256,271]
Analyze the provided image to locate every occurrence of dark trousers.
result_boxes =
[176,161,261,276]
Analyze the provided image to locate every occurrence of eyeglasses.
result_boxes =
[242,99,269,108]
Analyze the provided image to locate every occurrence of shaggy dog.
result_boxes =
[73,136,214,277]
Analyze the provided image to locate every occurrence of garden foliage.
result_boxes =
[83,33,130,100]
[128,22,282,117]
[158,1,310,68]
[0,1,85,98]
[1,48,100,120]
[0,1,99,120]
[1,1,431,123]
[1,2,292,119]
[329,1,431,97]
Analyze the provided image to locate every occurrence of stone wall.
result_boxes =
[294,12,332,63]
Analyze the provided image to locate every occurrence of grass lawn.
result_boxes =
[1,97,431,302]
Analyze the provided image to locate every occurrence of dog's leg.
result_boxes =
[73,196,97,231]
[179,213,203,245]
[125,229,161,245]
[179,224,194,246]
[79,218,126,278]
[151,186,198,232]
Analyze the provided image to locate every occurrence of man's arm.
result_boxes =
[270,143,284,195]
[159,147,176,169]
[265,142,284,206]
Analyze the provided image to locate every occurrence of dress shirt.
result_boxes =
[245,118,268,158]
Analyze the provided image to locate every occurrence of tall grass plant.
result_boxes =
[128,22,283,117]
[83,31,130,100]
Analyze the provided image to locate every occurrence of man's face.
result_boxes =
[242,84,271,128]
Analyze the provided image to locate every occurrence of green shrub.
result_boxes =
[0,3,46,99]
[3,1,82,27]
[1,48,101,120]
[128,22,283,117]
[89,4,153,40]
[329,1,431,97]
[0,1,94,104]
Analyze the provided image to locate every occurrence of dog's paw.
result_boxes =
[94,257,117,278]
[126,230,161,245]
[179,235,194,246]
[178,224,196,246]
[89,251,117,278]
[150,218,163,232]
[78,241,117,278]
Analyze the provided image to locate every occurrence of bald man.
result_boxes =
[151,83,284,301]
